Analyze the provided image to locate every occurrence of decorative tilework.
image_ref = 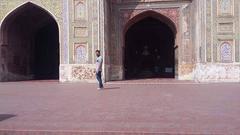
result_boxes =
[220,41,233,62]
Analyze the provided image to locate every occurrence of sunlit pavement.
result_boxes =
[0,80,240,134]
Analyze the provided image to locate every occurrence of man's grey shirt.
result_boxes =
[96,56,103,72]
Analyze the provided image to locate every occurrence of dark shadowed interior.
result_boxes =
[124,17,175,79]
[0,3,59,81]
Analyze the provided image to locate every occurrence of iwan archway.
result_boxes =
[0,2,60,81]
[123,11,177,80]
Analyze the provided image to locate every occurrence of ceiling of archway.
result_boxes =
[2,3,56,34]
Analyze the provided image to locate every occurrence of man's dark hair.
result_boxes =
[96,50,100,53]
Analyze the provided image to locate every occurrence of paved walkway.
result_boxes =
[0,80,240,134]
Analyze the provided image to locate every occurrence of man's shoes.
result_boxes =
[98,87,104,90]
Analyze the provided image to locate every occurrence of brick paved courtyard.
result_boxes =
[0,80,240,134]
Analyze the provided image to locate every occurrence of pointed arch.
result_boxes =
[123,10,177,79]
[0,2,59,45]
[124,10,177,37]
[0,2,60,81]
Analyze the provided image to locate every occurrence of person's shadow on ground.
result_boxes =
[0,114,16,122]
[102,87,120,90]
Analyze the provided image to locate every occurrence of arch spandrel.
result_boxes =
[122,9,178,35]
[121,8,179,26]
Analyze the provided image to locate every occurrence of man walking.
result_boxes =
[95,50,104,89]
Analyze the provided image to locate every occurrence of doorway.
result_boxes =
[124,17,175,79]
[0,3,59,81]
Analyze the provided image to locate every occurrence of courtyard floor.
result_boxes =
[0,80,240,135]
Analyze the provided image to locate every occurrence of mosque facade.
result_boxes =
[0,0,240,82]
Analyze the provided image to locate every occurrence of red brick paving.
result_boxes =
[0,80,240,134]
[107,79,195,84]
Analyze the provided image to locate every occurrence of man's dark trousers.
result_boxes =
[96,71,103,88]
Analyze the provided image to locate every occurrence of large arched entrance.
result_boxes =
[124,14,176,79]
[0,2,59,81]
